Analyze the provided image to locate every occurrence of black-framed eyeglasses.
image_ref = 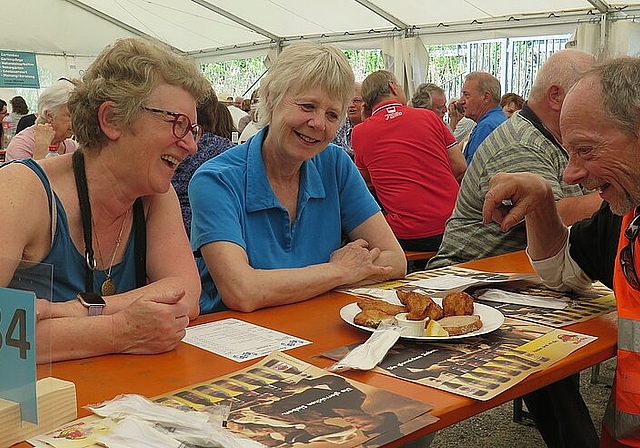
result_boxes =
[619,208,640,290]
[142,106,202,143]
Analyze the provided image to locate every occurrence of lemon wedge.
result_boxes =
[425,319,449,337]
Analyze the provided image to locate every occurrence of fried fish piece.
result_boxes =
[443,291,475,317]
[354,309,395,328]
[396,290,443,321]
[356,297,406,316]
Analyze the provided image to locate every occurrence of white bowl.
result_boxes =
[395,312,427,337]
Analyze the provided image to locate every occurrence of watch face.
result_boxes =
[78,292,106,306]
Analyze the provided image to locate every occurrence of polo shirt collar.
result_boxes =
[478,105,504,124]
[518,102,563,151]
[245,127,326,213]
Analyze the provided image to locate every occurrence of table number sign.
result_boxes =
[0,287,37,424]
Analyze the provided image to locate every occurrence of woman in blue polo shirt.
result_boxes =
[189,42,406,314]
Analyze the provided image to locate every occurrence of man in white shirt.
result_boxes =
[218,91,248,130]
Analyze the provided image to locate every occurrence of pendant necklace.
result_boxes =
[93,208,130,296]
[73,150,132,296]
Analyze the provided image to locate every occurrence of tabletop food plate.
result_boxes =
[340,297,505,341]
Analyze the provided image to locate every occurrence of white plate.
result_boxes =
[340,297,504,341]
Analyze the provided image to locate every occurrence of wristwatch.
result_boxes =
[77,292,106,316]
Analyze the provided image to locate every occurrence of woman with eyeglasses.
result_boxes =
[0,38,209,362]
[6,79,80,160]
[189,42,406,314]
[483,57,640,447]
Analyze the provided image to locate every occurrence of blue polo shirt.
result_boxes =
[463,106,506,164]
[189,127,380,314]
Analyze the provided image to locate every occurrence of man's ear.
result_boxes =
[546,85,564,113]
[97,101,121,140]
[388,80,400,96]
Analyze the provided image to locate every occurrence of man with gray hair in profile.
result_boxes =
[430,49,602,448]
[458,71,506,164]
[410,82,448,119]
[411,82,475,144]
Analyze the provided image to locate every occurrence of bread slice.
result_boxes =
[437,315,482,336]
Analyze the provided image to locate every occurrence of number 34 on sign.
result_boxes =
[0,287,38,424]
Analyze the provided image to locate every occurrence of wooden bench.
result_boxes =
[404,250,437,273]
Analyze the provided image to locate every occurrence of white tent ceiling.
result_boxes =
[5,0,640,64]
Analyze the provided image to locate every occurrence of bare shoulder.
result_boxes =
[0,162,50,205]
[0,162,54,270]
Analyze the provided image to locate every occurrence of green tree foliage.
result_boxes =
[201,49,385,99]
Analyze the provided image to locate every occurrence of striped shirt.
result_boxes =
[429,103,588,268]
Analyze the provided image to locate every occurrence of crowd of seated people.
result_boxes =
[4,35,636,447]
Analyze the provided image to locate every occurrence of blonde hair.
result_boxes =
[257,42,354,128]
[69,38,210,149]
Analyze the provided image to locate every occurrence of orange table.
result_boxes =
[27,251,617,447]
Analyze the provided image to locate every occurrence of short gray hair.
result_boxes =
[528,49,594,103]
[410,83,444,109]
[36,79,77,124]
[585,56,640,139]
[361,70,396,110]
[464,72,501,104]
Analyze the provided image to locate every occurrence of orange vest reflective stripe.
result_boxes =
[605,210,640,446]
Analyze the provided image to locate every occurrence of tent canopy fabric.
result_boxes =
[5,0,640,63]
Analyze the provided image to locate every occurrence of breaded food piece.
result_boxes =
[354,309,395,328]
[396,290,443,321]
[356,297,406,316]
[438,315,483,336]
[443,291,475,317]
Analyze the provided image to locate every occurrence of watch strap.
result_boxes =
[88,304,104,316]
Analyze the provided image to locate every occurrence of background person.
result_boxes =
[239,89,261,143]
[352,70,466,252]
[0,37,209,362]
[430,49,600,268]
[6,78,80,160]
[332,82,364,156]
[0,99,7,148]
[500,92,525,118]
[212,101,238,141]
[459,71,506,164]
[172,88,235,237]
[447,99,475,144]
[5,95,29,144]
[189,42,406,314]
[409,82,448,119]
[219,91,248,130]
[482,56,640,448]
[15,111,37,134]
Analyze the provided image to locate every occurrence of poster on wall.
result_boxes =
[0,51,40,88]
